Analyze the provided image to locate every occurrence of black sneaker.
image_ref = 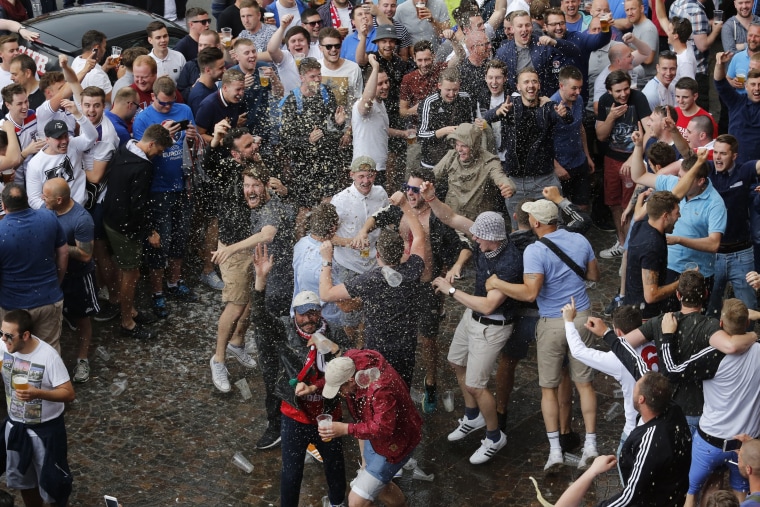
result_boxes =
[93,301,120,322]
[152,293,169,319]
[134,311,157,325]
[559,431,581,453]
[603,295,624,317]
[120,323,156,340]
[166,280,198,302]
[256,425,282,449]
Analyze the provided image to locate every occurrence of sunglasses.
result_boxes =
[321,43,342,50]
[305,20,323,26]
[402,183,420,193]
[191,18,212,24]
[1,332,17,342]
[157,100,176,107]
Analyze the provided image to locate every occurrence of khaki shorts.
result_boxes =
[447,309,512,389]
[536,311,595,388]
[0,300,63,355]
[104,223,143,270]
[220,246,253,305]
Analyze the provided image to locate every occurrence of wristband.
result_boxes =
[424,195,436,202]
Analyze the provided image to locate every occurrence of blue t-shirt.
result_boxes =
[523,228,594,317]
[57,202,95,278]
[726,49,750,95]
[550,91,586,169]
[340,29,377,63]
[655,174,727,277]
[132,104,194,193]
[103,110,130,147]
[741,492,760,506]
[0,208,65,309]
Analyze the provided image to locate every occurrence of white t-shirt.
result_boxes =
[275,51,302,95]
[321,59,364,108]
[82,115,119,204]
[36,100,76,140]
[336,6,352,34]
[1,337,70,424]
[71,56,113,96]
[26,116,97,209]
[276,1,302,25]
[0,68,11,90]
[1,113,39,185]
[331,184,389,274]
[150,49,187,83]
[675,47,697,81]
[351,98,389,171]
[308,42,324,60]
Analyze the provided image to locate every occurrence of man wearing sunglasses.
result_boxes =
[0,309,76,507]
[319,27,364,111]
[302,9,327,58]
[175,7,212,61]
[132,77,199,320]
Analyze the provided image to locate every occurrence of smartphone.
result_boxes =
[104,495,118,507]
[175,119,190,130]
[723,439,741,452]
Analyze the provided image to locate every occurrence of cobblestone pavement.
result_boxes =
[1,226,632,506]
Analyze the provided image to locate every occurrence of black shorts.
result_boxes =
[560,160,591,206]
[62,272,100,319]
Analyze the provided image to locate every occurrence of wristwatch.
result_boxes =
[448,287,456,297]
[321,261,332,267]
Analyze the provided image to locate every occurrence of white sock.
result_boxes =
[585,433,597,449]
[548,431,561,452]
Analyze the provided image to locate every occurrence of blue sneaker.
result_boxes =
[421,377,437,414]
[166,280,198,302]
[152,293,169,319]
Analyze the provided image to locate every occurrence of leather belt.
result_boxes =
[471,313,512,326]
[698,427,726,449]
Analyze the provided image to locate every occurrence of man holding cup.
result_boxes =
[250,244,348,507]
[0,309,75,507]
[320,350,422,507]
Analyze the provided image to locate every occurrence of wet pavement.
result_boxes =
[1,226,632,506]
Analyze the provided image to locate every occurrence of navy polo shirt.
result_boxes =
[708,160,759,245]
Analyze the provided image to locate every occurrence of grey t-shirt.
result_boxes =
[516,46,532,71]
[632,18,660,86]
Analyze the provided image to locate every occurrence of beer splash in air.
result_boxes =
[529,477,555,507]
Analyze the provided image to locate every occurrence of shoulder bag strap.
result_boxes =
[539,237,586,281]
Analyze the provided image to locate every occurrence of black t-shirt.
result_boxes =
[515,105,540,171]
[597,89,652,161]
[344,254,424,353]
[639,312,721,416]
[625,219,668,319]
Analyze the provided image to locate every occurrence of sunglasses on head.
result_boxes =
[402,183,420,193]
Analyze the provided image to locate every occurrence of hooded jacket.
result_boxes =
[433,123,515,221]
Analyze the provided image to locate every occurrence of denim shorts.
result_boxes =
[351,440,411,501]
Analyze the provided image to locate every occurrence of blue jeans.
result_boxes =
[280,414,346,507]
[505,173,561,229]
[685,415,700,439]
[688,431,747,495]
[707,248,757,318]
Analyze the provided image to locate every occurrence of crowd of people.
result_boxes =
[0,0,758,505]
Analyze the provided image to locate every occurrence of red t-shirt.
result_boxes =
[675,106,718,139]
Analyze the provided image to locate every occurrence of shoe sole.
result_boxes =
[600,252,623,259]
[210,357,231,393]
[73,377,90,384]
[544,460,566,473]
[93,311,120,322]
[256,436,281,450]
[470,439,507,464]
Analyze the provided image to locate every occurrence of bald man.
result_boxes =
[42,178,97,384]
[739,439,760,506]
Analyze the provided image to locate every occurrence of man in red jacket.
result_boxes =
[321,349,422,507]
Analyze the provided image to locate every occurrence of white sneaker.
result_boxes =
[600,240,624,259]
[226,343,257,369]
[544,449,565,472]
[447,413,486,441]
[578,445,599,470]
[469,431,507,464]
[210,356,231,392]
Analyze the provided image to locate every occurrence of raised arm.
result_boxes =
[418,181,474,234]
[357,54,379,117]
[630,130,657,188]
[714,51,733,82]
[266,14,295,64]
